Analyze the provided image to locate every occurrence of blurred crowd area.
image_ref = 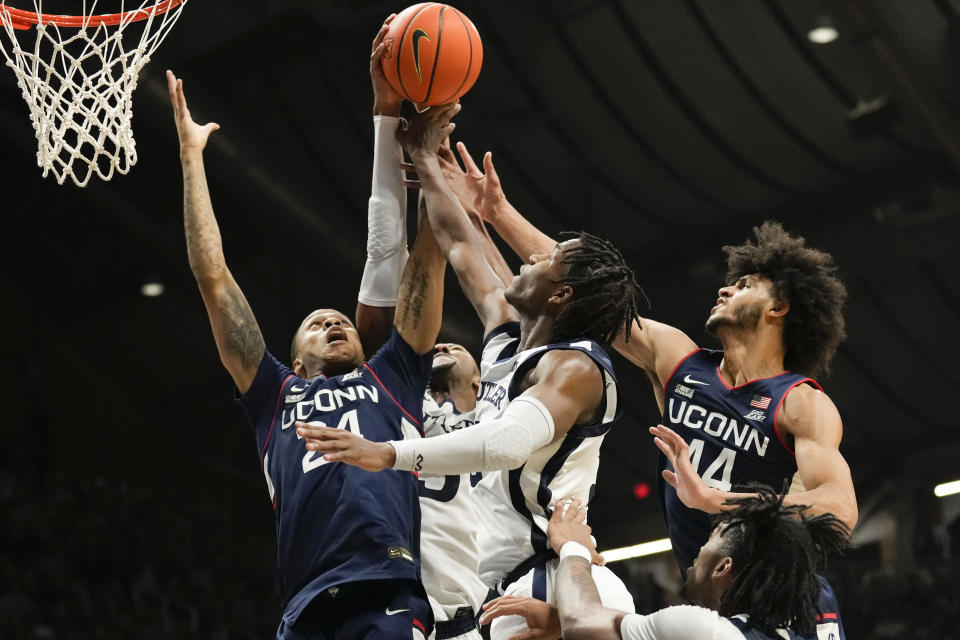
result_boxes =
[3,468,959,638]
[0,470,276,639]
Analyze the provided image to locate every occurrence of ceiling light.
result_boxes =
[934,479,960,498]
[141,281,165,297]
[808,16,838,44]
[601,538,672,563]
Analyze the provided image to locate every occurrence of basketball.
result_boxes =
[381,3,483,106]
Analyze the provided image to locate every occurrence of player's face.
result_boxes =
[431,343,480,399]
[294,309,364,377]
[680,525,729,610]
[504,240,576,313]
[432,343,478,377]
[705,274,772,336]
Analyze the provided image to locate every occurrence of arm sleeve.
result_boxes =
[619,606,745,640]
[359,115,408,306]
[390,396,555,475]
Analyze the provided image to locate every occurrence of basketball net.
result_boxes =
[0,1,188,186]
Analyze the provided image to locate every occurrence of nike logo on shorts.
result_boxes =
[385,608,410,616]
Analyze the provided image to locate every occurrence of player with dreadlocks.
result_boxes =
[480,482,849,639]
[457,163,858,636]
[296,102,644,640]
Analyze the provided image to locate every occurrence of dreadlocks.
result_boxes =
[722,221,847,377]
[551,231,647,349]
[711,484,850,635]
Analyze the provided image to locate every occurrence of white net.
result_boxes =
[0,1,188,186]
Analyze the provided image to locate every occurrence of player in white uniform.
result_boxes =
[418,344,489,640]
[297,103,645,639]
[481,483,849,640]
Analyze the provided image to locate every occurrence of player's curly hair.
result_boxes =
[723,222,847,377]
[711,484,850,635]
[551,231,647,349]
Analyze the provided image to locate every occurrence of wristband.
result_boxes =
[559,541,593,562]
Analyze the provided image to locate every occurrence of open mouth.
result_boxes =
[327,328,347,345]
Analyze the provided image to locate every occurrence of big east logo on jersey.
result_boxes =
[280,384,380,430]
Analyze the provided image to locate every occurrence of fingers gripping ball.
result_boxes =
[381,3,483,106]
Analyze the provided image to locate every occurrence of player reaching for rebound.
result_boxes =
[353,20,508,640]
[297,102,645,640]
[448,144,857,638]
[167,51,447,639]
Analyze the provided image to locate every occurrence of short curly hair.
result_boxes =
[723,222,847,377]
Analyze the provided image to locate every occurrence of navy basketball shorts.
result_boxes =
[277,580,434,640]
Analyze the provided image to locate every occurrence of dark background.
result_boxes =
[1,0,959,637]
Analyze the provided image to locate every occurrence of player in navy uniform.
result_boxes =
[296,103,645,640]
[166,18,448,636]
[453,163,857,638]
[480,486,850,640]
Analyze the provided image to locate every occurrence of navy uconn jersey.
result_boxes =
[472,323,621,586]
[237,328,432,627]
[659,348,820,571]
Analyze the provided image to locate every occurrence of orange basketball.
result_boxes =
[381,3,483,106]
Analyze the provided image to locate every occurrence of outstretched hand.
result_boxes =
[547,497,605,565]
[371,13,403,115]
[479,596,560,640]
[398,102,460,159]
[166,70,219,154]
[295,422,397,471]
[650,424,716,512]
[438,141,507,221]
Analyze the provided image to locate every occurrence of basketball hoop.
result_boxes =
[0,1,188,186]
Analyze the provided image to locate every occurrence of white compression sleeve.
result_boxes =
[390,396,555,475]
[358,115,408,307]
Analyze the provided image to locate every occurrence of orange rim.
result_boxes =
[0,0,184,30]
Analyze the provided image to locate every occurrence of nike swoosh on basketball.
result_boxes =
[412,29,430,81]
[385,608,410,616]
[683,374,709,386]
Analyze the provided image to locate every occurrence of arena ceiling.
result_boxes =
[1,0,959,551]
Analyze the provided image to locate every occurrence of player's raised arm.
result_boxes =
[168,70,264,394]
[400,104,517,336]
[453,141,556,260]
[613,318,698,397]
[354,13,410,357]
[393,204,447,355]
[437,141,515,288]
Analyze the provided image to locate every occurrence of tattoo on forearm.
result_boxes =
[561,559,605,609]
[219,285,266,369]
[182,155,226,278]
[398,254,429,330]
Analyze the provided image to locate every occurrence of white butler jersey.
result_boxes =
[471,322,621,588]
[418,392,488,633]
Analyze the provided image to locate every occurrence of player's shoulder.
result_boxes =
[779,381,841,438]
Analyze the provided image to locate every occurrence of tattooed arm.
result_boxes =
[168,71,265,393]
[393,198,446,355]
